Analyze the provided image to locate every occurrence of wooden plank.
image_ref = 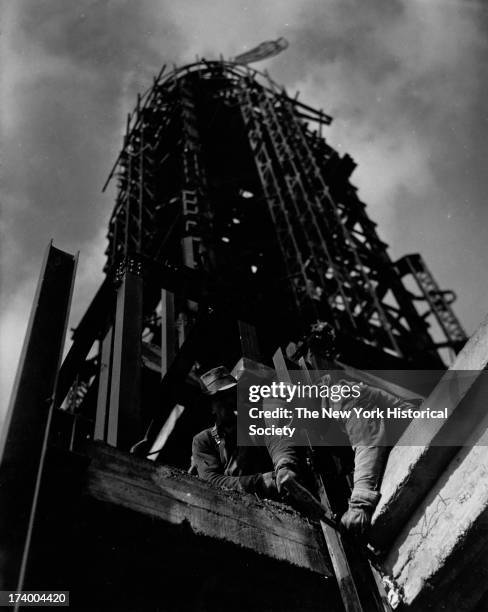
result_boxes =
[273,349,365,612]
[299,357,373,612]
[0,244,77,591]
[297,357,394,611]
[371,312,488,549]
[147,404,185,461]
[383,411,488,611]
[82,442,330,576]
[314,469,365,612]
[232,356,275,384]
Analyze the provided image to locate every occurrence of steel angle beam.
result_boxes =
[0,243,77,591]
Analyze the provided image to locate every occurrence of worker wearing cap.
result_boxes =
[190,366,301,500]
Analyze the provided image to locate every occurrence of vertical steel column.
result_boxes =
[238,320,261,362]
[178,78,207,270]
[0,243,77,591]
[106,258,144,450]
[160,289,177,377]
[94,325,114,441]
[137,94,144,253]
[146,289,190,460]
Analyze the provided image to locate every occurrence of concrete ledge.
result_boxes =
[383,412,488,611]
[371,313,488,549]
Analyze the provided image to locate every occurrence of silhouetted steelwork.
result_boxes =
[0,244,77,591]
[102,60,466,370]
[1,59,471,610]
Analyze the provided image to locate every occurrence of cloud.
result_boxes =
[0,280,35,430]
[269,0,488,318]
[0,0,184,419]
[1,0,487,423]
[159,0,301,61]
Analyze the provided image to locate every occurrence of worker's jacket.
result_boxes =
[320,376,422,496]
[191,424,300,496]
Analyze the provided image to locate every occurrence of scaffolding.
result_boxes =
[102,60,466,368]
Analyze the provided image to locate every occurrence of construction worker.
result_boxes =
[190,366,302,501]
[319,372,423,538]
[191,366,422,539]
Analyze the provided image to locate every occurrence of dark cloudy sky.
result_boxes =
[1,0,487,422]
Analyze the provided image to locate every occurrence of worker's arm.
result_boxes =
[341,384,421,536]
[263,433,303,493]
[265,436,301,471]
[341,445,389,536]
[371,384,423,415]
[191,433,274,496]
[257,397,303,492]
[351,385,422,489]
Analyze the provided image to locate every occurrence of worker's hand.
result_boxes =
[275,465,299,495]
[341,505,373,538]
[341,488,380,538]
[257,471,279,499]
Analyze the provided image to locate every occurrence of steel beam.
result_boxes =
[161,289,176,377]
[106,264,144,450]
[238,320,262,361]
[55,276,114,409]
[0,243,77,591]
[143,289,178,460]
[94,325,114,441]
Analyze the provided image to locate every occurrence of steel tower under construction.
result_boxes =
[102,60,466,372]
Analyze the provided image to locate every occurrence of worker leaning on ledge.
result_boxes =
[189,366,302,501]
[319,372,424,538]
[190,364,423,539]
